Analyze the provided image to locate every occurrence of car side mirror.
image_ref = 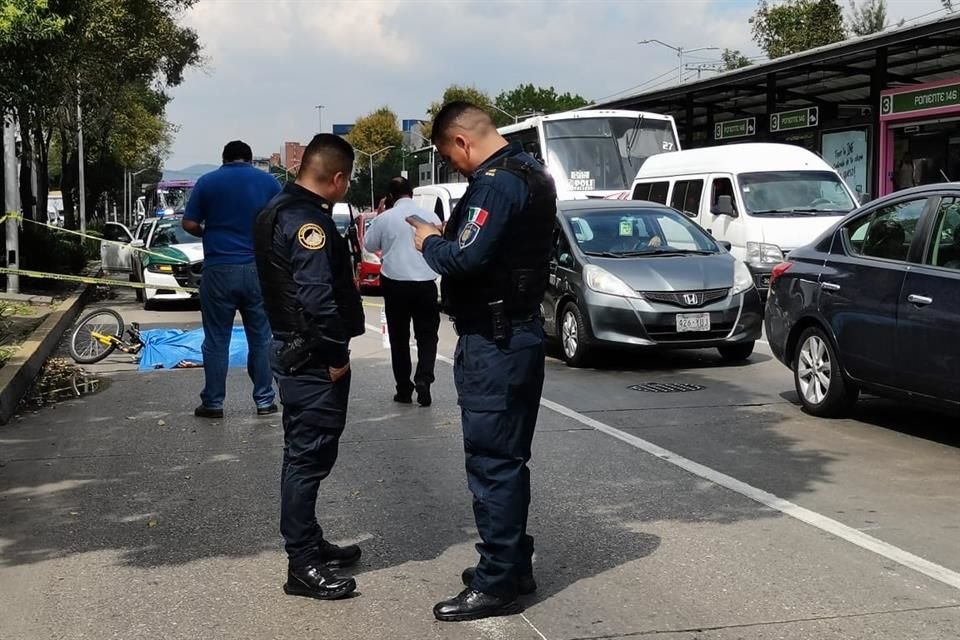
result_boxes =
[712,195,736,217]
[559,252,574,268]
[718,240,732,251]
[130,239,145,248]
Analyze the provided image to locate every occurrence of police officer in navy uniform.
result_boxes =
[408,102,557,622]
[253,134,365,601]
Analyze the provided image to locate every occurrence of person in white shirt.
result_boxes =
[364,177,441,406]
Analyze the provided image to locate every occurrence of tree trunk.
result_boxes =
[60,124,77,231]
[16,106,36,221]
[34,117,50,225]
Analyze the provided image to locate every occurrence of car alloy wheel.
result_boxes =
[797,334,831,405]
[561,311,579,360]
[793,326,858,418]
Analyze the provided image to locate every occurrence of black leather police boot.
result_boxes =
[194,405,223,419]
[318,540,362,568]
[257,404,278,416]
[415,384,432,407]
[283,564,356,601]
[433,588,522,622]
[461,566,537,595]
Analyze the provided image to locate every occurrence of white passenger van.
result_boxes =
[630,143,859,291]
[412,183,468,223]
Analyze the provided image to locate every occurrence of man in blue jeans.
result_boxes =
[183,140,282,419]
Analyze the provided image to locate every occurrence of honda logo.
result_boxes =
[682,293,701,306]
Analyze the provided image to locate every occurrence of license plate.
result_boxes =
[676,313,711,333]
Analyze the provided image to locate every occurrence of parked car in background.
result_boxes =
[545,200,762,366]
[102,214,202,310]
[766,183,960,417]
[631,143,860,295]
[413,183,467,224]
[357,211,382,292]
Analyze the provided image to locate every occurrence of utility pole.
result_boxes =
[315,104,324,134]
[77,84,87,236]
[4,114,20,294]
[639,40,719,85]
[356,145,395,211]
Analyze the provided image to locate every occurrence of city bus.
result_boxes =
[136,179,196,219]
[497,109,680,199]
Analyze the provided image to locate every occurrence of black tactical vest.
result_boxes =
[253,194,364,339]
[441,154,557,321]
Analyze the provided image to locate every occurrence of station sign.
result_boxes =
[770,107,819,132]
[881,82,960,117]
[714,117,756,140]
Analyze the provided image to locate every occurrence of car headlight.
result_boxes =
[361,248,381,265]
[584,264,640,298]
[146,263,174,273]
[746,241,783,266]
[731,259,755,295]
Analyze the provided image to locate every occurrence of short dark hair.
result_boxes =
[430,101,492,144]
[387,176,413,201]
[222,140,252,163]
[299,133,355,180]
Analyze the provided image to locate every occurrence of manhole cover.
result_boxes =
[629,382,705,393]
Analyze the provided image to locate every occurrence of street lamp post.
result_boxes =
[638,39,719,85]
[408,130,435,185]
[315,104,325,134]
[355,145,395,211]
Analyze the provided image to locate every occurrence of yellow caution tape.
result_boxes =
[0,212,192,264]
[0,267,199,294]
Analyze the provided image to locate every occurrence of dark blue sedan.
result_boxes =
[765,184,960,417]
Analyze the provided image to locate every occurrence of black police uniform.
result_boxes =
[421,142,556,598]
[253,183,365,570]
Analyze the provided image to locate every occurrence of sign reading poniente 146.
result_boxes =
[881,83,960,117]
[714,117,756,140]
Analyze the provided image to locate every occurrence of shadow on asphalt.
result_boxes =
[779,390,960,450]
[0,326,828,607]
[546,340,773,371]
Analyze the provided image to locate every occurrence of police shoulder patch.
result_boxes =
[459,221,481,248]
[297,223,326,250]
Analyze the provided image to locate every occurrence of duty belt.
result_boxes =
[452,312,541,337]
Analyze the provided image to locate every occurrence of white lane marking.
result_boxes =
[521,614,550,640]
[373,329,960,591]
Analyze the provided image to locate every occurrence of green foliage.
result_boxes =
[722,49,753,70]
[345,107,403,165]
[19,224,87,279]
[422,85,495,140]
[848,0,887,36]
[494,84,589,122]
[750,0,847,59]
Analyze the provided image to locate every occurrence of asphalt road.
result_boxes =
[2,289,960,639]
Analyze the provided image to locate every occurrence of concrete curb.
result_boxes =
[0,285,90,425]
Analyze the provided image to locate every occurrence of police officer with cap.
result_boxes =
[254,133,365,601]
[408,101,556,622]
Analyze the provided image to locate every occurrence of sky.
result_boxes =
[164,0,951,169]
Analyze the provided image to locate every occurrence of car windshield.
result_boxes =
[739,171,856,216]
[565,207,718,256]
[151,220,199,247]
[544,117,677,193]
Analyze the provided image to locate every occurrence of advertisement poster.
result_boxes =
[822,130,868,196]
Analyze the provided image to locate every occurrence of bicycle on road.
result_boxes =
[69,308,143,364]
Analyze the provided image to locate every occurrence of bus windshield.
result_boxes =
[544,117,677,193]
[161,187,192,214]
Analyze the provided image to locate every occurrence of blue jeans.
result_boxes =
[199,263,275,410]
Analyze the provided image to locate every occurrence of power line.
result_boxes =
[593,66,677,103]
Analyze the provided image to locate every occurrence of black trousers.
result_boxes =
[273,352,351,568]
[380,275,440,394]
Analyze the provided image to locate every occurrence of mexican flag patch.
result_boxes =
[467,206,489,226]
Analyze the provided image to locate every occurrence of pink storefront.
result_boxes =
[879,78,960,197]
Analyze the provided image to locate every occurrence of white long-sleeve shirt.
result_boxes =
[363,197,441,282]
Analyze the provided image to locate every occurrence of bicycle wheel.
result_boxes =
[69,308,125,364]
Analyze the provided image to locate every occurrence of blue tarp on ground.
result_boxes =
[138,327,249,371]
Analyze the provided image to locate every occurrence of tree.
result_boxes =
[345,106,403,164]
[493,84,589,123]
[721,49,753,70]
[750,0,847,59]
[848,0,887,36]
[421,85,495,140]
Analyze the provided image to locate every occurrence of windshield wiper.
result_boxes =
[751,207,850,216]
[624,113,645,158]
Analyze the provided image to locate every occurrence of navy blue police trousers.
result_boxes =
[274,355,351,568]
[454,320,546,598]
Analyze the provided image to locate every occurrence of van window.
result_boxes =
[633,181,669,204]
[669,180,703,217]
[710,177,737,215]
